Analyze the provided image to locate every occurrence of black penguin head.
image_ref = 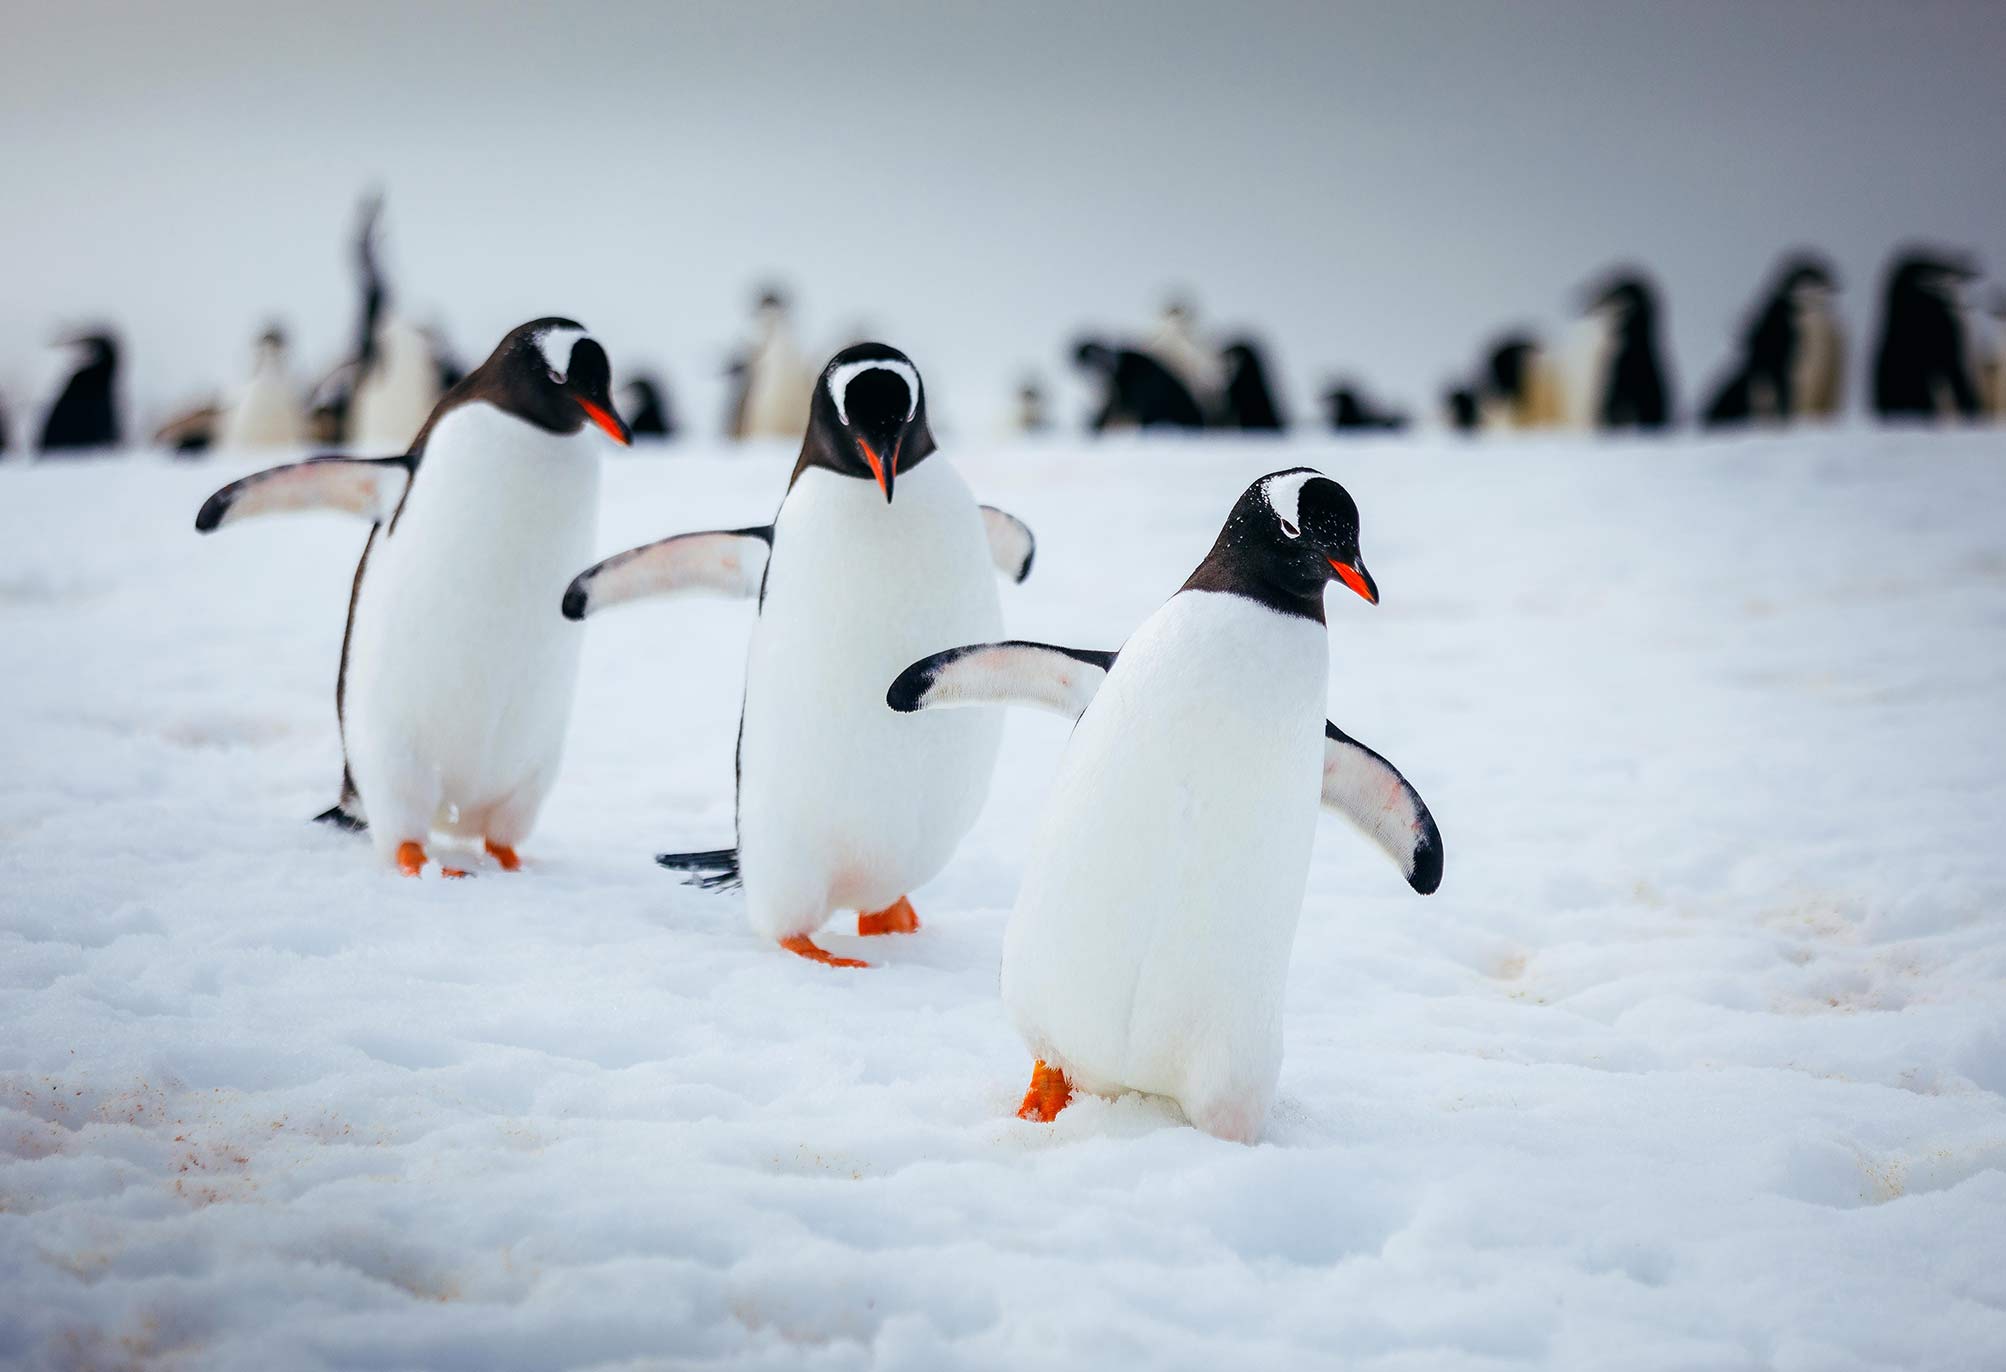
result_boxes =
[484,318,630,444]
[1073,339,1116,374]
[1486,334,1539,396]
[1186,468,1377,619]
[804,342,933,502]
[58,332,118,370]
[1582,271,1658,328]
[1889,250,1978,305]
[1777,253,1838,298]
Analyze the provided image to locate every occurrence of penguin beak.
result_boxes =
[857,436,897,503]
[1329,558,1379,605]
[574,395,632,446]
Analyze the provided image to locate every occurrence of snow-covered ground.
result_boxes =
[2,431,2004,1370]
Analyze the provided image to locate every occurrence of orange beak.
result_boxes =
[857,437,897,501]
[575,397,632,446]
[1329,558,1379,605]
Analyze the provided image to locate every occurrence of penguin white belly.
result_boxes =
[343,404,600,854]
[219,367,304,449]
[351,318,440,452]
[1793,307,1839,418]
[736,461,1005,938]
[1002,591,1326,1140]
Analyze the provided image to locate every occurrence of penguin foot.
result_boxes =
[857,897,919,936]
[484,840,522,872]
[779,935,869,969]
[395,841,427,877]
[440,866,471,879]
[1017,1060,1072,1122]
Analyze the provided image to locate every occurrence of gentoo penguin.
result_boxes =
[37,333,122,452]
[1479,334,1565,431]
[1872,250,1981,421]
[218,326,307,450]
[1578,272,1673,431]
[620,376,675,440]
[1074,340,1205,431]
[1219,338,1287,431]
[725,288,815,440]
[888,469,1441,1142]
[1323,381,1408,432]
[1702,255,1844,426]
[1143,297,1228,418]
[195,318,630,874]
[563,342,1035,966]
[350,316,442,452]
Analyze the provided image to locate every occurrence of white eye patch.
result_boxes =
[827,358,920,427]
[534,325,590,383]
[1262,469,1322,535]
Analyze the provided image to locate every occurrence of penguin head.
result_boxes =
[806,342,933,502]
[1243,467,1378,606]
[1778,253,1838,301]
[489,317,630,445]
[1582,271,1658,331]
[57,331,118,371]
[1889,250,1978,306]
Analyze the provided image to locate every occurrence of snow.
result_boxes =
[3,430,2005,1370]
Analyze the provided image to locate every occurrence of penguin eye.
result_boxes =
[547,368,565,386]
[1279,518,1301,540]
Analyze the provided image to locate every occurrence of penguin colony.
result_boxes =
[193,322,1440,1144]
[18,222,2006,456]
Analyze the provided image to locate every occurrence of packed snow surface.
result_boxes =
[2,432,2004,1370]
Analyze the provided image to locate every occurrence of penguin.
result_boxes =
[1323,382,1408,432]
[563,342,1035,966]
[1872,249,1981,421]
[349,316,442,452]
[1702,255,1844,427]
[1074,340,1205,431]
[218,325,307,450]
[619,376,675,440]
[1577,272,1672,431]
[1219,338,1287,431]
[725,288,815,440]
[37,333,122,452]
[1010,378,1050,434]
[887,468,1441,1142]
[194,318,631,875]
[1143,297,1228,418]
[1478,334,1565,431]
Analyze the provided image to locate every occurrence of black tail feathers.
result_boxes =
[314,803,368,832]
[655,847,742,891]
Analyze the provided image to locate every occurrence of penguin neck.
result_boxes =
[788,419,937,490]
[1179,519,1328,625]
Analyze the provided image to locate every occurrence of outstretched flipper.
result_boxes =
[1323,722,1443,894]
[655,847,743,891]
[979,506,1036,583]
[195,455,413,532]
[562,527,772,620]
[887,640,1116,721]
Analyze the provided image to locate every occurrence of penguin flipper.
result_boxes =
[562,526,772,620]
[655,847,742,890]
[1322,722,1443,895]
[887,641,1116,721]
[979,506,1036,583]
[194,455,413,532]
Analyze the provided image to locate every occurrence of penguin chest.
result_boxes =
[347,405,601,803]
[1003,592,1327,1104]
[738,463,1005,909]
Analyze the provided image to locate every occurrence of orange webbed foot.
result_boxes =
[484,840,522,872]
[1017,1060,1073,1122]
[857,896,919,936]
[779,935,869,969]
[395,841,427,877]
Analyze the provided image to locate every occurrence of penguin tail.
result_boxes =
[654,847,742,891]
[313,803,368,833]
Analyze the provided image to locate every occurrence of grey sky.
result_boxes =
[4,0,2002,434]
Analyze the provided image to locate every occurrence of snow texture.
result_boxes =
[2,431,2004,1370]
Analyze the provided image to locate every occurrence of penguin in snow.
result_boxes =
[1872,249,1981,421]
[725,288,816,440]
[563,342,1036,967]
[1577,271,1673,432]
[195,318,631,875]
[887,468,1441,1142]
[218,325,307,450]
[1702,254,1843,426]
[37,332,122,453]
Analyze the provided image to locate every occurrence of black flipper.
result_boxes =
[313,764,367,831]
[655,847,742,891]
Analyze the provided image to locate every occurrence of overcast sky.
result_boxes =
[4,0,2003,436]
